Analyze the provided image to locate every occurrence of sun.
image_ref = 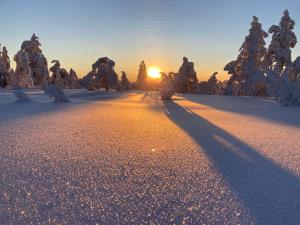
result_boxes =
[148,66,161,79]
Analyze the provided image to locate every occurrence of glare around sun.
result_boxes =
[148,66,161,79]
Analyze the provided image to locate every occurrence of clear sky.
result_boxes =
[1,0,300,81]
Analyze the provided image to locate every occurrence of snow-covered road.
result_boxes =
[1,90,300,224]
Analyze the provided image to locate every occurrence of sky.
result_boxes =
[1,0,300,81]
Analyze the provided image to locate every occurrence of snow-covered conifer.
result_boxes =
[265,10,298,99]
[266,10,297,74]
[174,57,198,93]
[206,72,220,94]
[136,60,148,90]
[224,16,268,96]
[120,71,131,91]
[0,45,12,88]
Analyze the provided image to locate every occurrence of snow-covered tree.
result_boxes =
[251,70,268,96]
[265,10,298,99]
[276,56,300,106]
[69,69,80,89]
[0,45,12,88]
[49,61,80,89]
[292,57,300,84]
[160,72,175,100]
[43,84,70,103]
[223,61,238,95]
[207,72,220,94]
[198,72,222,95]
[224,16,268,96]
[14,89,31,103]
[266,10,297,74]
[82,57,118,91]
[21,34,50,86]
[50,60,64,87]
[1,46,10,71]
[12,50,34,88]
[278,68,300,106]
[120,71,131,91]
[136,60,148,90]
[106,59,118,90]
[174,57,198,93]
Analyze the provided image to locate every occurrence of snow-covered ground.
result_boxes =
[1,89,300,224]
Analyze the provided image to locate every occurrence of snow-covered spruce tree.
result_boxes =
[224,16,268,96]
[136,60,148,90]
[69,68,80,89]
[265,10,297,98]
[199,72,221,95]
[266,10,297,74]
[223,61,239,95]
[293,57,300,85]
[120,71,131,91]
[277,57,300,106]
[207,72,221,94]
[0,45,12,88]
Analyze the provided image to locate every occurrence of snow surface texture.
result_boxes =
[0,90,300,224]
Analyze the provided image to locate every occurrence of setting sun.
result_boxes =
[148,66,161,79]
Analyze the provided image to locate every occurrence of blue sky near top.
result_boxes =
[1,0,300,81]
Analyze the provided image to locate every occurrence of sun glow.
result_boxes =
[148,66,161,79]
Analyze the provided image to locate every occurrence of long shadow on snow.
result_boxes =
[163,100,300,225]
[182,94,300,127]
[67,90,127,101]
[0,91,129,121]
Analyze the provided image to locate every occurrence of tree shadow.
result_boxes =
[0,102,82,121]
[0,90,129,121]
[140,92,164,113]
[67,90,127,101]
[182,94,300,127]
[163,100,300,225]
